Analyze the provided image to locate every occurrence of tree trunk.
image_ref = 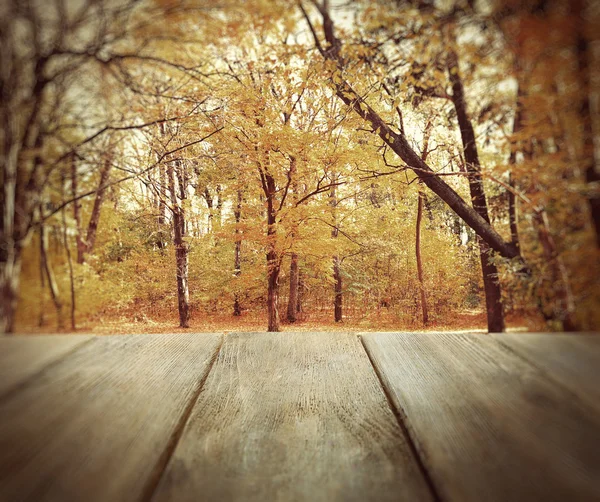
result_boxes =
[267,249,281,332]
[168,161,190,328]
[286,156,300,323]
[38,224,46,327]
[508,173,520,248]
[447,49,505,333]
[333,256,342,322]
[287,253,300,322]
[416,126,432,326]
[215,184,223,230]
[61,178,76,330]
[330,178,342,322]
[233,190,242,316]
[157,163,167,249]
[40,220,64,330]
[71,156,86,264]
[82,157,112,261]
[297,271,304,314]
[203,187,214,233]
[416,183,429,326]
[264,171,280,332]
[508,85,525,250]
[533,211,577,331]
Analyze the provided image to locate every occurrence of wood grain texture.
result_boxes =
[152,332,434,502]
[0,335,92,398]
[0,333,222,502]
[362,332,600,502]
[494,333,600,410]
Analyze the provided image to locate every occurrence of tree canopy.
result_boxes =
[2,0,599,334]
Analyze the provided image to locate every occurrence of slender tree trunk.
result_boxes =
[533,211,577,330]
[416,183,429,325]
[168,161,190,328]
[508,86,525,250]
[215,184,223,230]
[264,171,280,332]
[267,249,281,332]
[233,190,243,316]
[71,156,86,264]
[416,126,432,326]
[61,177,76,330]
[203,187,214,233]
[81,157,112,261]
[287,253,299,322]
[0,253,22,334]
[330,178,342,322]
[333,256,342,322]
[448,49,505,333]
[286,156,300,323]
[297,271,304,314]
[40,220,64,330]
[508,173,520,248]
[1,139,38,334]
[156,163,167,249]
[38,223,46,327]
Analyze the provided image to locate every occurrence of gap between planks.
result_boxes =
[358,334,443,502]
[151,331,435,502]
[139,334,225,502]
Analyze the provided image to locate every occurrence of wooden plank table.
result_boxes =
[493,332,600,411]
[0,335,92,399]
[0,331,598,502]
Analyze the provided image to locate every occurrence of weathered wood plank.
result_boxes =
[493,333,600,410]
[0,335,92,398]
[0,333,222,502]
[362,332,600,502]
[152,332,434,502]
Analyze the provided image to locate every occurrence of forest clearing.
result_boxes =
[2,0,599,334]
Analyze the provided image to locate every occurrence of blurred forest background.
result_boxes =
[2,0,599,334]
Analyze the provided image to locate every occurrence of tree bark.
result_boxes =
[416,184,429,325]
[203,187,214,233]
[507,173,520,248]
[264,170,280,332]
[73,156,112,264]
[508,85,525,250]
[286,156,300,323]
[38,220,46,327]
[61,177,76,330]
[533,211,577,331]
[330,178,342,322]
[215,184,223,230]
[157,163,167,249]
[71,155,86,264]
[447,49,505,333]
[40,219,64,330]
[168,160,190,328]
[83,157,112,260]
[233,190,243,316]
[297,270,304,314]
[287,253,300,322]
[416,126,433,326]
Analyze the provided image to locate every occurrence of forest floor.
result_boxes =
[15,308,532,335]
